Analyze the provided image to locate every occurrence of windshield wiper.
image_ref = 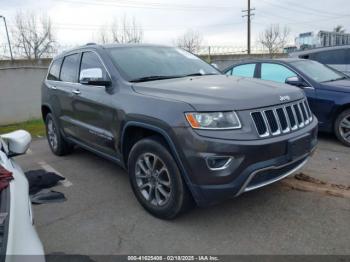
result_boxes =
[130,73,219,82]
[130,75,181,83]
[321,76,348,83]
[183,73,219,77]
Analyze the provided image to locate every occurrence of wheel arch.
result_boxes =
[121,122,179,168]
[120,121,197,198]
[41,104,54,121]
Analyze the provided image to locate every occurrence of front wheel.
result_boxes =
[334,109,350,147]
[128,137,193,219]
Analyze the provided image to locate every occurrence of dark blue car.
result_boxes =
[224,58,350,146]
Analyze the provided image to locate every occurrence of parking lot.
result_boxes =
[16,135,350,255]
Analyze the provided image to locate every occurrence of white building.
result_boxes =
[295,30,350,49]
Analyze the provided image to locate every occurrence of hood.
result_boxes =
[320,79,350,93]
[132,75,305,111]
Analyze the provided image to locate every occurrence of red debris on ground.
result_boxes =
[0,165,13,191]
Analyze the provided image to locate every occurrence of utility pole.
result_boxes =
[242,0,255,55]
[0,15,14,60]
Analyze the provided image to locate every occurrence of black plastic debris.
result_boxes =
[25,169,67,204]
[25,169,65,195]
[30,189,66,205]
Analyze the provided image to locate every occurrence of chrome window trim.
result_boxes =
[46,49,112,87]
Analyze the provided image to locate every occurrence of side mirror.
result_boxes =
[1,130,31,157]
[80,68,111,86]
[285,76,307,87]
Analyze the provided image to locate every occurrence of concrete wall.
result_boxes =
[0,61,49,125]
[0,58,51,69]
[0,54,286,125]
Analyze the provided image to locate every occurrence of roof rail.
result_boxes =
[85,42,97,46]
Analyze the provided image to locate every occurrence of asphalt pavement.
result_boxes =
[17,136,350,255]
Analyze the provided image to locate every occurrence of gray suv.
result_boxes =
[42,44,318,219]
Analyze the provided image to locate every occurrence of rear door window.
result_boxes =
[231,64,256,77]
[47,58,63,81]
[60,53,80,83]
[261,63,297,83]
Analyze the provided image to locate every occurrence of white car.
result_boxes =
[0,130,45,262]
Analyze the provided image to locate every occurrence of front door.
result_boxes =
[72,51,119,157]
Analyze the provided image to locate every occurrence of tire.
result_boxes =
[334,109,350,147]
[45,113,73,156]
[128,137,193,219]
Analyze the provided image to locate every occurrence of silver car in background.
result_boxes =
[289,45,350,76]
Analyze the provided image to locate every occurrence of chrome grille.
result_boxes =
[251,99,313,138]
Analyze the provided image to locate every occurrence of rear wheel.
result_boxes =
[128,137,193,219]
[334,109,350,147]
[45,113,73,155]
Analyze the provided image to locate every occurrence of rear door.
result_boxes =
[58,53,81,138]
[46,54,81,138]
[72,51,118,156]
[226,63,257,78]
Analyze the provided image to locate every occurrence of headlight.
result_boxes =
[185,111,241,130]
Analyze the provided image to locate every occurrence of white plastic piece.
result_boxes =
[1,130,32,155]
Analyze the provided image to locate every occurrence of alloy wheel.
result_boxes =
[47,118,58,151]
[135,153,172,207]
[339,114,350,143]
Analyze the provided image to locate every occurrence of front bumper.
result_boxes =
[172,118,318,207]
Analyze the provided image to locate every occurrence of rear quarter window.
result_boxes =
[47,58,63,81]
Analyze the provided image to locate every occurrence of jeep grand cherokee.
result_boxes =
[41,44,318,219]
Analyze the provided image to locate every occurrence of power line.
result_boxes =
[280,0,348,17]
[5,20,246,32]
[54,0,237,11]
[259,0,347,18]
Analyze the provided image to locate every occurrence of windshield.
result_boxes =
[107,46,220,82]
[291,60,346,83]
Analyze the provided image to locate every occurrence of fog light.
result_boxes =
[206,156,233,171]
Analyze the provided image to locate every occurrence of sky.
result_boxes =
[0,0,350,55]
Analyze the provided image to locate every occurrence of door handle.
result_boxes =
[72,89,81,95]
[50,85,57,90]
